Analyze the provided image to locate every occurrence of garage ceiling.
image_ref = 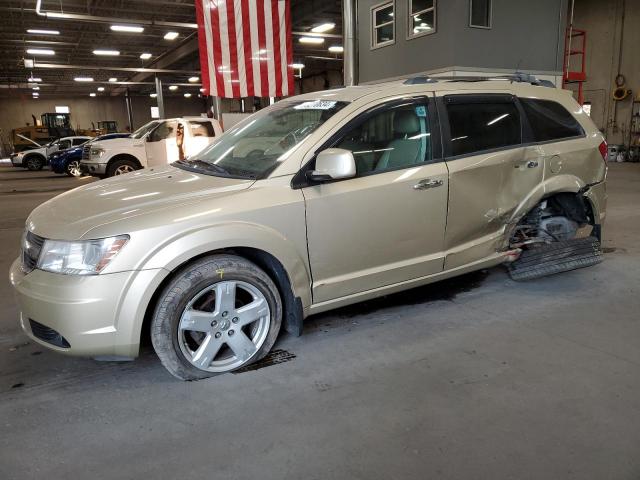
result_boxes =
[0,0,343,98]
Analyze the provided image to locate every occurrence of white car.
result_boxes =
[11,136,92,171]
[81,117,222,177]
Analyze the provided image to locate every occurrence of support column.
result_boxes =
[155,76,165,119]
[125,88,134,131]
[343,0,357,86]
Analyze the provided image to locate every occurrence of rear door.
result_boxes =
[440,93,543,269]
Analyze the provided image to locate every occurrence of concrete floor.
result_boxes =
[1,164,639,480]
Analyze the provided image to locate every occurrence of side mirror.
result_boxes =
[306,148,356,183]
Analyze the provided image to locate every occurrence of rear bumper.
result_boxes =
[584,180,607,227]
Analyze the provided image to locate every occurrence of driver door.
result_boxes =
[145,120,179,167]
[302,96,449,303]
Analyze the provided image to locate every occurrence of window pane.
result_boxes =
[447,102,521,156]
[374,4,394,26]
[335,103,432,175]
[72,138,86,146]
[470,0,491,27]
[376,23,394,44]
[148,121,177,142]
[189,121,216,137]
[520,99,584,142]
[411,0,434,14]
[411,10,435,35]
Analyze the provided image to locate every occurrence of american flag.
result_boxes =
[195,0,294,98]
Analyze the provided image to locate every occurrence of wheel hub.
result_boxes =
[218,318,231,331]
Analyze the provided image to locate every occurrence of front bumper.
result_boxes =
[10,258,165,358]
[10,155,23,167]
[80,161,108,176]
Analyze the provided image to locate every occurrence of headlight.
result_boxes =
[37,235,129,275]
[90,148,105,158]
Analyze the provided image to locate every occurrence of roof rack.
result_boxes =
[403,73,555,88]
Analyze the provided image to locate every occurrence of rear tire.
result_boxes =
[151,254,282,381]
[107,158,139,177]
[509,236,603,281]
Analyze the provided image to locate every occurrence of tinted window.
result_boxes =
[470,0,492,27]
[72,138,87,146]
[334,102,432,175]
[57,140,71,149]
[188,121,216,138]
[520,98,584,142]
[446,100,521,156]
[148,121,177,142]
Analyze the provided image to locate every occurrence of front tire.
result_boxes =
[66,160,83,177]
[107,158,139,177]
[151,255,282,381]
[25,155,44,171]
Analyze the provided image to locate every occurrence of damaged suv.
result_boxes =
[11,75,607,380]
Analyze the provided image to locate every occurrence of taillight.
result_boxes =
[598,141,608,162]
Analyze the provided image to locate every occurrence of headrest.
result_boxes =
[393,110,420,135]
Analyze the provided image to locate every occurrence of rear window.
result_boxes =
[520,98,584,142]
[446,100,521,156]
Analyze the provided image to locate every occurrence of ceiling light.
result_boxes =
[291,63,305,69]
[188,76,199,83]
[27,29,60,35]
[93,49,120,56]
[328,45,344,53]
[139,53,152,60]
[26,48,55,55]
[169,85,178,91]
[150,93,157,98]
[311,23,335,33]
[109,77,117,82]
[74,77,94,82]
[164,31,179,40]
[24,59,35,68]
[111,25,144,33]
[299,36,324,44]
[28,77,42,82]
[97,87,105,92]
[199,88,205,92]
[184,93,192,98]
[32,86,40,90]
[90,93,96,97]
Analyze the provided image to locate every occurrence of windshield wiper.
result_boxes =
[176,159,232,176]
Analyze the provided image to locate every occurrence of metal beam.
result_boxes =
[32,63,199,74]
[342,0,357,86]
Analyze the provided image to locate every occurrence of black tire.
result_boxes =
[509,236,603,281]
[151,254,283,381]
[107,158,139,177]
[25,155,45,171]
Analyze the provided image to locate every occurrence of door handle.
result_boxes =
[413,178,444,190]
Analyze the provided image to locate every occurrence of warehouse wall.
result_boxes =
[357,0,567,83]
[566,0,640,144]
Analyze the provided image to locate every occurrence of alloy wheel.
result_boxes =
[114,164,135,175]
[177,280,271,373]
[67,160,82,177]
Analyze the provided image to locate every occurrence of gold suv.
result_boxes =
[10,76,608,380]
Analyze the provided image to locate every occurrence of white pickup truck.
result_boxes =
[80,117,222,177]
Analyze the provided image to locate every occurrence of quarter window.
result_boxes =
[469,0,492,28]
[334,101,433,175]
[409,0,436,38]
[371,2,395,49]
[520,98,584,142]
[446,99,521,156]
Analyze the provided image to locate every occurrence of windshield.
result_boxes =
[174,99,348,179]
[131,121,160,139]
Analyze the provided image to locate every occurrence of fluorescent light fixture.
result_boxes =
[47,12,68,18]
[328,45,344,53]
[164,31,179,40]
[89,93,96,97]
[74,77,94,82]
[26,48,55,55]
[188,76,199,83]
[97,87,105,92]
[299,36,324,44]
[32,86,40,90]
[32,92,39,96]
[150,93,157,98]
[169,85,178,91]
[139,53,152,60]
[27,29,59,35]
[28,77,42,82]
[199,88,205,92]
[291,63,305,69]
[184,93,192,98]
[24,59,35,68]
[109,77,117,82]
[93,49,120,56]
[111,25,144,33]
[311,23,335,33]
[55,106,69,113]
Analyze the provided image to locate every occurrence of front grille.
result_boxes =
[82,144,91,161]
[29,319,70,348]
[21,231,45,273]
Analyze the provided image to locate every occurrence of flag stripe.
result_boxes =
[195,0,293,98]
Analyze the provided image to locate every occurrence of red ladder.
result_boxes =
[562,28,587,105]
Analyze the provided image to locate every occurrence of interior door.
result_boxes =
[145,120,178,167]
[303,97,449,304]
[440,93,543,269]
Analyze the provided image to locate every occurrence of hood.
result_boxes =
[92,138,136,150]
[27,165,254,240]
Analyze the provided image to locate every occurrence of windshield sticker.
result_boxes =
[415,106,427,117]
[293,100,338,110]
